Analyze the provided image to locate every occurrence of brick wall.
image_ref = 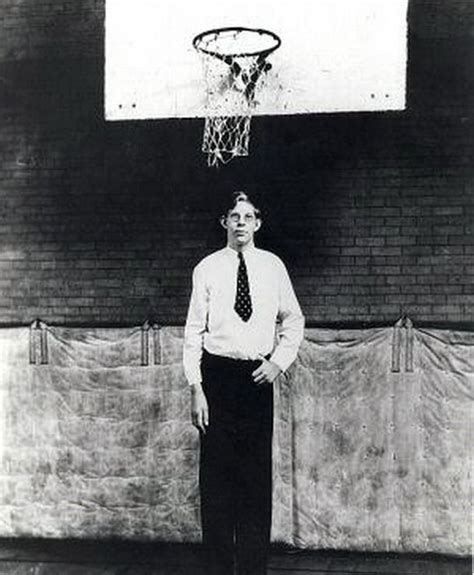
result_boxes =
[0,0,472,327]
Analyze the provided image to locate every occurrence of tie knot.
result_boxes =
[238,252,245,263]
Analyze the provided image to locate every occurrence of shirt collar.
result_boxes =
[224,245,257,258]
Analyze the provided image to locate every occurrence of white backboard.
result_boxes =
[105,0,408,120]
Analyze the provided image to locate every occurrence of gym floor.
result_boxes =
[0,539,470,575]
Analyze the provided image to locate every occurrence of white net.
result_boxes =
[194,28,279,167]
[202,115,251,165]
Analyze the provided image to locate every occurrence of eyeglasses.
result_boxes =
[228,213,256,223]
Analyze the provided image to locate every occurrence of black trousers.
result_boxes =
[199,351,273,575]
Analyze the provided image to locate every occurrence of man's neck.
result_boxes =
[227,242,255,253]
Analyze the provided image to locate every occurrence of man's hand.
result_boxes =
[252,356,282,386]
[190,384,209,434]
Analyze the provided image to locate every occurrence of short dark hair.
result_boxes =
[222,191,261,220]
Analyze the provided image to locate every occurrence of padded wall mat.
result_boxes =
[0,323,471,554]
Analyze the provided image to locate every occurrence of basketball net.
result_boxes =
[193,28,280,167]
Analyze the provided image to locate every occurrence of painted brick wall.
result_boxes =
[0,0,472,327]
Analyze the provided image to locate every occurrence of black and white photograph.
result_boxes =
[0,0,472,574]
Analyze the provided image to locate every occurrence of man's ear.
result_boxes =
[254,219,262,232]
[220,215,228,229]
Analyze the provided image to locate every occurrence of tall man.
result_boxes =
[183,192,304,575]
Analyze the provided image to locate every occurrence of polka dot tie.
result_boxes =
[234,251,253,322]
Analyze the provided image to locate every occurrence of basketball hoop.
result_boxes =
[193,27,281,167]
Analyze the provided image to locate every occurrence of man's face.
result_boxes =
[222,200,261,249]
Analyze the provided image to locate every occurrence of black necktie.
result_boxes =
[234,252,252,322]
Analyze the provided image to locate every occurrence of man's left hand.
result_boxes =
[252,356,282,385]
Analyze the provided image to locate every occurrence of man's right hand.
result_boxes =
[190,384,209,434]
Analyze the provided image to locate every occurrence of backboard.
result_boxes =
[105,0,408,121]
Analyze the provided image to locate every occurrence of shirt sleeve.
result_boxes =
[183,263,208,386]
[270,262,305,373]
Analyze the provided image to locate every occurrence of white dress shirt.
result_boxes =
[183,246,304,386]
